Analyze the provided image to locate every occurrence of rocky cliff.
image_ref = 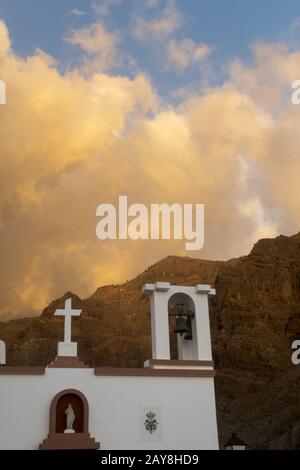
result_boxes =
[1,233,300,449]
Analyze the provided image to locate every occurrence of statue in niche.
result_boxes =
[64,403,75,433]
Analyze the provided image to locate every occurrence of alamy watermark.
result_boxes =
[291,80,300,104]
[0,80,6,104]
[96,196,204,251]
[291,340,300,365]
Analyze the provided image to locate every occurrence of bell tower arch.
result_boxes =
[142,282,215,371]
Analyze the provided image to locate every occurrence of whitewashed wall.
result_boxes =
[0,368,219,450]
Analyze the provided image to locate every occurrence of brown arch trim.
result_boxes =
[49,389,89,435]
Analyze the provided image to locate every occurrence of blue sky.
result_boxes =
[1,0,300,98]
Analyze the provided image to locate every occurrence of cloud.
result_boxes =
[68,8,86,18]
[229,42,300,108]
[0,19,158,318]
[132,0,182,41]
[145,0,160,8]
[166,38,212,72]
[0,20,11,56]
[65,21,122,71]
[92,0,123,17]
[1,19,300,319]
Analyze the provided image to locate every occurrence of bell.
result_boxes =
[184,317,193,341]
[184,330,193,340]
[173,316,189,335]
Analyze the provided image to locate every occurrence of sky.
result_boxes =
[1,1,300,318]
[2,0,300,97]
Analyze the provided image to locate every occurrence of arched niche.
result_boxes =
[39,389,100,450]
[50,389,88,434]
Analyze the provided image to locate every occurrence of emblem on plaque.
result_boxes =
[144,411,159,434]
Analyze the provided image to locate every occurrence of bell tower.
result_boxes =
[142,282,215,371]
[142,281,219,449]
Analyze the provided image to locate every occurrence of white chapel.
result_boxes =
[0,282,219,450]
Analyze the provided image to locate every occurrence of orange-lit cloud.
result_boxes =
[65,21,122,71]
[1,19,300,319]
[166,38,212,72]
